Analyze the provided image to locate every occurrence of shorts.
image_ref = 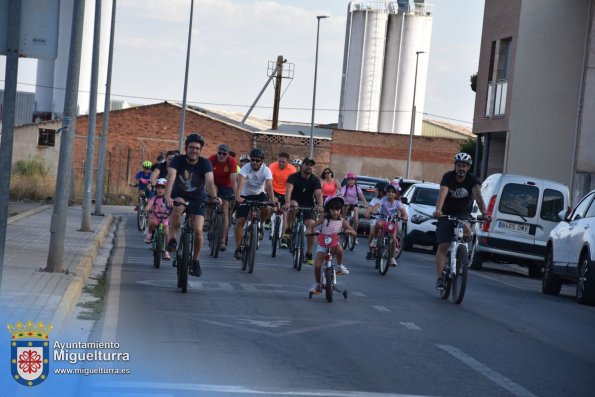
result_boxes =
[174,194,206,217]
[274,191,286,206]
[298,209,316,222]
[149,213,169,226]
[435,214,471,244]
[236,193,268,219]
[216,186,234,200]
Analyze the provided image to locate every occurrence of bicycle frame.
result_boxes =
[289,206,314,271]
[239,200,273,273]
[374,214,401,275]
[309,233,348,302]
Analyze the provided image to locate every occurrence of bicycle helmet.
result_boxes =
[345,171,357,180]
[291,159,302,166]
[184,132,205,148]
[454,152,472,165]
[375,180,389,191]
[385,179,401,193]
[142,160,152,169]
[155,178,167,187]
[324,195,344,212]
[239,154,250,163]
[249,148,265,160]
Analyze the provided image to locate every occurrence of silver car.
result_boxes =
[401,182,440,251]
[543,189,595,305]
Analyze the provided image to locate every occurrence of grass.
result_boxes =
[10,158,55,201]
[77,272,107,320]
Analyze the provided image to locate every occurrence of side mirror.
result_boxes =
[401,197,408,205]
[558,209,569,222]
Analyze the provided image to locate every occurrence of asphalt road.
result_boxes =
[79,213,595,396]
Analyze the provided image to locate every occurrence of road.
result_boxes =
[77,213,595,396]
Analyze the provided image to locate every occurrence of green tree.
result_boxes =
[459,137,476,156]
[470,73,477,92]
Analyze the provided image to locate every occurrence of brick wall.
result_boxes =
[253,133,332,169]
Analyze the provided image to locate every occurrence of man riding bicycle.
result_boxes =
[268,152,296,248]
[207,143,238,252]
[164,133,221,277]
[283,157,323,265]
[233,148,277,260]
[433,152,490,289]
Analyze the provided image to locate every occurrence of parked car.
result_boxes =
[469,173,569,277]
[401,182,440,250]
[340,175,389,235]
[543,190,595,305]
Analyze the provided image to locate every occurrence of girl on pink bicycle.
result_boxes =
[145,178,172,260]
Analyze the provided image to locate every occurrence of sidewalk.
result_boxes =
[0,205,122,336]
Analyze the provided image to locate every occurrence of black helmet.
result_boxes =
[250,148,265,160]
[323,195,344,213]
[375,180,389,191]
[185,133,205,148]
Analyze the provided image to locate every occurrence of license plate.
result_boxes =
[497,221,530,233]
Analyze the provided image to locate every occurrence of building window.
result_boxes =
[38,128,56,147]
[485,38,511,118]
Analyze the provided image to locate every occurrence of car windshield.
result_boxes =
[412,187,439,206]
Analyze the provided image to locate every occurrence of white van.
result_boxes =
[469,173,569,277]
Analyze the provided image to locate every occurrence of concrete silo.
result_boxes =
[338,1,433,134]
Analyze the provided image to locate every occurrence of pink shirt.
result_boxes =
[319,218,343,235]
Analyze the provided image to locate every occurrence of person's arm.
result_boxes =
[342,219,357,236]
[399,203,408,221]
[433,186,449,218]
[236,174,246,204]
[314,188,323,212]
[205,172,221,205]
[357,187,368,206]
[164,167,177,208]
[149,168,161,185]
[265,179,276,203]
[472,184,490,220]
[145,198,154,213]
[230,173,238,196]
[284,183,294,210]
[308,217,324,234]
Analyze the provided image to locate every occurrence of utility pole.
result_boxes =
[95,0,118,216]
[82,0,102,231]
[271,55,284,130]
[178,0,194,152]
[46,0,87,272]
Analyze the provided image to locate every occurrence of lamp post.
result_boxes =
[178,0,194,152]
[308,15,329,159]
[406,51,425,179]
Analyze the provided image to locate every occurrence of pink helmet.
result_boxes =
[345,172,357,179]
[385,179,402,193]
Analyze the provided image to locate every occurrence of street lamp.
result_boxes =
[178,0,194,152]
[309,15,329,159]
[406,51,425,179]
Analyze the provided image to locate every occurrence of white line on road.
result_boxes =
[351,291,366,297]
[436,344,537,397]
[93,381,434,396]
[400,322,422,331]
[101,219,126,341]
[372,305,391,312]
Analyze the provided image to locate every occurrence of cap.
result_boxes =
[218,144,230,153]
[302,157,316,165]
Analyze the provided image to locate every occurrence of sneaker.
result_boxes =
[234,249,242,260]
[435,277,445,290]
[263,221,271,230]
[355,239,359,245]
[219,243,227,252]
[309,283,322,294]
[144,233,152,244]
[370,238,377,248]
[366,251,374,260]
[305,252,313,265]
[167,239,177,252]
[337,264,350,275]
[390,258,397,267]
[203,221,211,232]
[258,227,264,241]
[163,251,170,261]
[280,238,288,249]
[190,260,202,277]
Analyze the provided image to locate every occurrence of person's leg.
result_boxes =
[192,215,205,261]
[168,205,184,250]
[221,199,230,245]
[305,219,315,255]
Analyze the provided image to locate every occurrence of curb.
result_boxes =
[51,213,115,335]
[7,204,52,224]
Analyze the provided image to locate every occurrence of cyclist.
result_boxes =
[134,160,154,206]
[164,133,221,277]
[369,179,408,267]
[268,152,296,248]
[308,195,357,294]
[291,158,302,173]
[150,150,179,185]
[320,168,340,200]
[365,180,388,260]
[207,143,237,252]
[433,152,490,289]
[233,148,277,260]
[144,178,172,261]
[339,172,368,240]
[283,157,323,265]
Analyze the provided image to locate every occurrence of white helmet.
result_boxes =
[291,159,302,166]
[155,178,167,187]
[454,152,472,165]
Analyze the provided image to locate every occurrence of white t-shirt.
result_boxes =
[240,163,273,196]
[369,197,383,219]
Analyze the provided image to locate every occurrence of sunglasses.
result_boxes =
[251,159,262,163]
[217,151,228,156]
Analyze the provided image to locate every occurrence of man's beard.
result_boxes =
[456,171,466,178]
[302,168,312,176]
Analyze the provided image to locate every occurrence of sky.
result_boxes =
[1,0,485,127]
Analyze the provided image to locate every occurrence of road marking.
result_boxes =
[372,305,391,312]
[93,381,432,396]
[351,291,366,297]
[126,256,149,264]
[400,322,422,331]
[471,272,534,291]
[101,219,126,341]
[437,344,537,397]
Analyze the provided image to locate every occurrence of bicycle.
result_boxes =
[131,184,150,231]
[171,201,201,293]
[149,211,170,269]
[288,206,315,272]
[269,205,284,257]
[341,204,365,251]
[437,215,483,304]
[373,214,404,276]
[238,200,274,274]
[207,196,234,258]
[308,232,348,302]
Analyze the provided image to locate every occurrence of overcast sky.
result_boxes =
[2,0,484,127]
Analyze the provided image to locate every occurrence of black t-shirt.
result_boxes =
[155,162,168,178]
[169,155,213,201]
[440,170,481,215]
[287,172,321,206]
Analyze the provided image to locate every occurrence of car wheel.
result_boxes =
[528,262,542,278]
[469,235,484,271]
[576,251,595,305]
[542,248,562,295]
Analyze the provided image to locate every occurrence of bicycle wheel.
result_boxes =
[210,212,223,258]
[137,199,144,231]
[296,226,304,271]
[324,267,334,303]
[341,224,349,249]
[241,231,249,271]
[440,255,452,300]
[394,225,404,260]
[178,234,190,293]
[153,232,163,269]
[271,216,281,258]
[379,238,392,276]
[375,238,384,272]
[247,223,258,273]
[348,218,357,251]
[451,245,469,304]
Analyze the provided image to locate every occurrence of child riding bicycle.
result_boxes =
[307,196,357,294]
[145,178,172,260]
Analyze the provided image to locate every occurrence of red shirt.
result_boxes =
[208,154,237,188]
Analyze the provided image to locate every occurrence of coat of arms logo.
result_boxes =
[7,320,52,386]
